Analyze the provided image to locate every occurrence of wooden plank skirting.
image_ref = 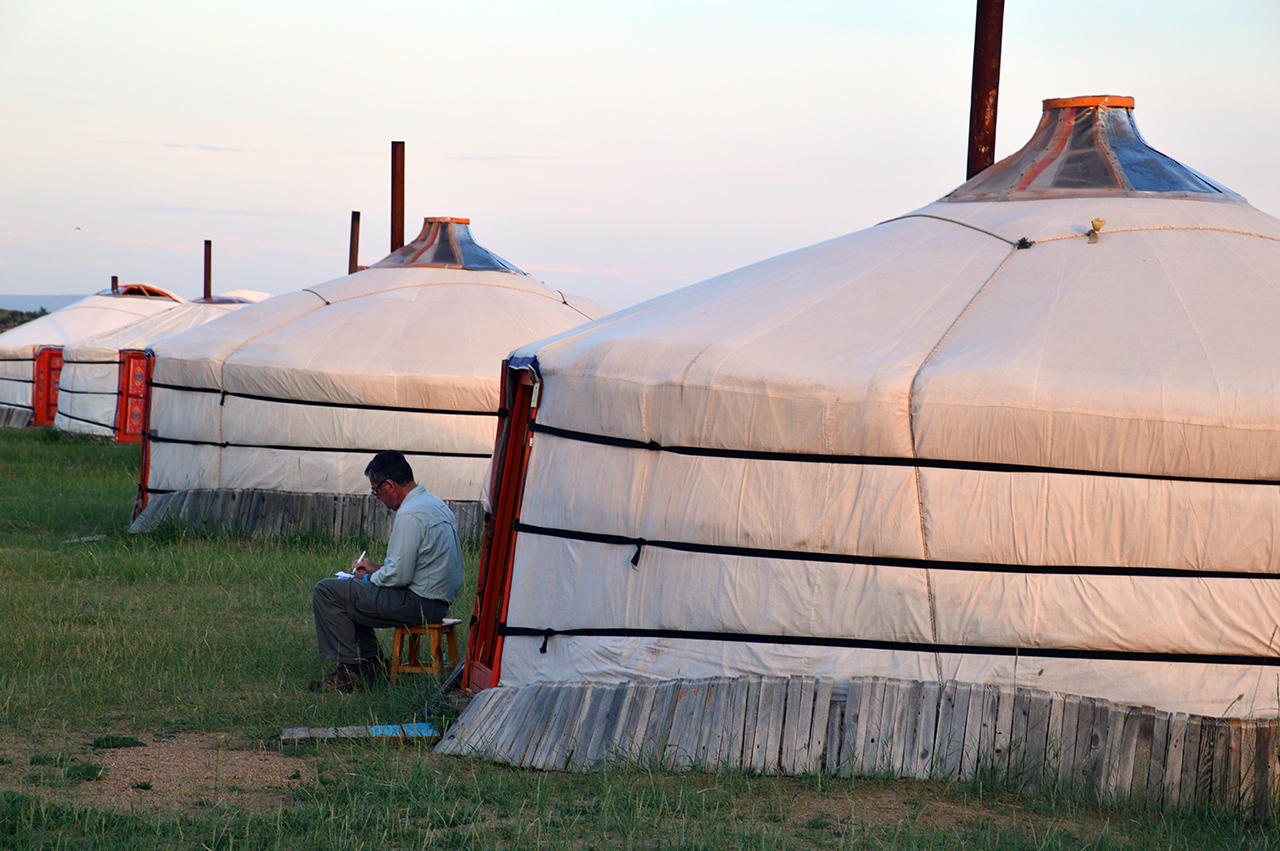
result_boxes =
[128,488,484,541]
[436,676,1280,816]
[0,406,34,429]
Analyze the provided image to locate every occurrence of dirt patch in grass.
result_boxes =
[0,732,309,815]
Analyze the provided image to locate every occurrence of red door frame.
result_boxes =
[132,352,156,519]
[32,347,63,426]
[464,364,539,692]
[115,350,151,443]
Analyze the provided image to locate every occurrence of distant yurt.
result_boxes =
[133,218,609,539]
[0,283,184,428]
[465,95,1280,742]
[54,292,268,441]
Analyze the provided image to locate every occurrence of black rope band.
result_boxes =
[148,381,498,417]
[529,422,1280,488]
[146,432,490,458]
[497,624,1280,667]
[513,521,1280,581]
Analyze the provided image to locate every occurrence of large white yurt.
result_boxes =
[468,96,1280,723]
[54,293,267,440]
[0,284,185,428]
[136,218,609,537]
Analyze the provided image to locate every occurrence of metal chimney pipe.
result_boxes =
[349,211,361,275]
[966,0,1005,179]
[203,240,212,300]
[111,275,119,295]
[391,141,405,252]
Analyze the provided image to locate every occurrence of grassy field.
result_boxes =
[1,427,1278,849]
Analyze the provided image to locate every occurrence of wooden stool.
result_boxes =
[389,618,461,683]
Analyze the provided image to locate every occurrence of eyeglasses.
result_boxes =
[370,479,390,497]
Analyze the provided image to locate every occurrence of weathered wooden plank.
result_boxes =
[1182,711,1203,808]
[747,678,775,773]
[552,684,598,770]
[601,682,638,766]
[1254,721,1273,822]
[808,678,836,775]
[581,684,628,771]
[855,678,886,777]
[664,680,708,770]
[991,686,1016,777]
[496,683,551,765]
[961,682,986,780]
[641,680,681,767]
[524,686,571,770]
[760,676,788,775]
[740,678,762,771]
[479,685,534,761]
[465,687,521,758]
[512,684,563,768]
[1146,710,1169,812]
[781,676,815,774]
[434,686,501,755]
[1023,690,1051,792]
[838,679,862,777]
[1216,719,1237,812]
[616,682,658,765]
[825,691,844,776]
[1114,706,1143,802]
[1163,712,1187,809]
[1239,721,1256,813]
[933,681,958,778]
[721,678,750,770]
[911,681,940,780]
[870,678,897,776]
[1054,695,1079,788]
[1126,706,1154,807]
[1008,688,1032,789]
[699,678,731,771]
[884,680,912,777]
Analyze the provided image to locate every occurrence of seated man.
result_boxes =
[310,450,464,692]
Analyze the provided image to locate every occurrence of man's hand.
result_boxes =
[351,557,378,578]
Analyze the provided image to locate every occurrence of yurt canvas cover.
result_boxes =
[0,285,184,428]
[54,297,262,440]
[140,218,609,530]
[470,97,1280,720]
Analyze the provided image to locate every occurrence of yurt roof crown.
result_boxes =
[945,95,1239,203]
[373,217,527,274]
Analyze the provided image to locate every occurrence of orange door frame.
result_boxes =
[463,364,539,692]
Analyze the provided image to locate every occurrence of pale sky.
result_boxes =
[2,1,1277,309]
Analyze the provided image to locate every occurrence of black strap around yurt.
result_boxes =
[495,623,1280,667]
[529,422,1280,488]
[148,381,499,418]
[144,431,491,458]
[512,521,1280,581]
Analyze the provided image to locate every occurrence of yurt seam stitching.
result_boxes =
[495,625,1280,667]
[511,521,1280,580]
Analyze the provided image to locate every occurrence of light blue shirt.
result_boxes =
[369,484,463,603]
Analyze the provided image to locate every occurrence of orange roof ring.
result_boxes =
[1042,95,1135,110]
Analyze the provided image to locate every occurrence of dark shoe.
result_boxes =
[359,655,389,683]
[309,663,363,693]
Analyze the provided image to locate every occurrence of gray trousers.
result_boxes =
[312,577,449,664]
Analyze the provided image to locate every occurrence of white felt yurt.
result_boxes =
[134,218,609,538]
[0,284,185,429]
[54,293,267,440]
[468,96,1280,722]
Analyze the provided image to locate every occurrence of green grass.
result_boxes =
[2,426,1279,849]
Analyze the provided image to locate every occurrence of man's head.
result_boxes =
[365,451,416,510]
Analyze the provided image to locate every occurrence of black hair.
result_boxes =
[364,450,415,486]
